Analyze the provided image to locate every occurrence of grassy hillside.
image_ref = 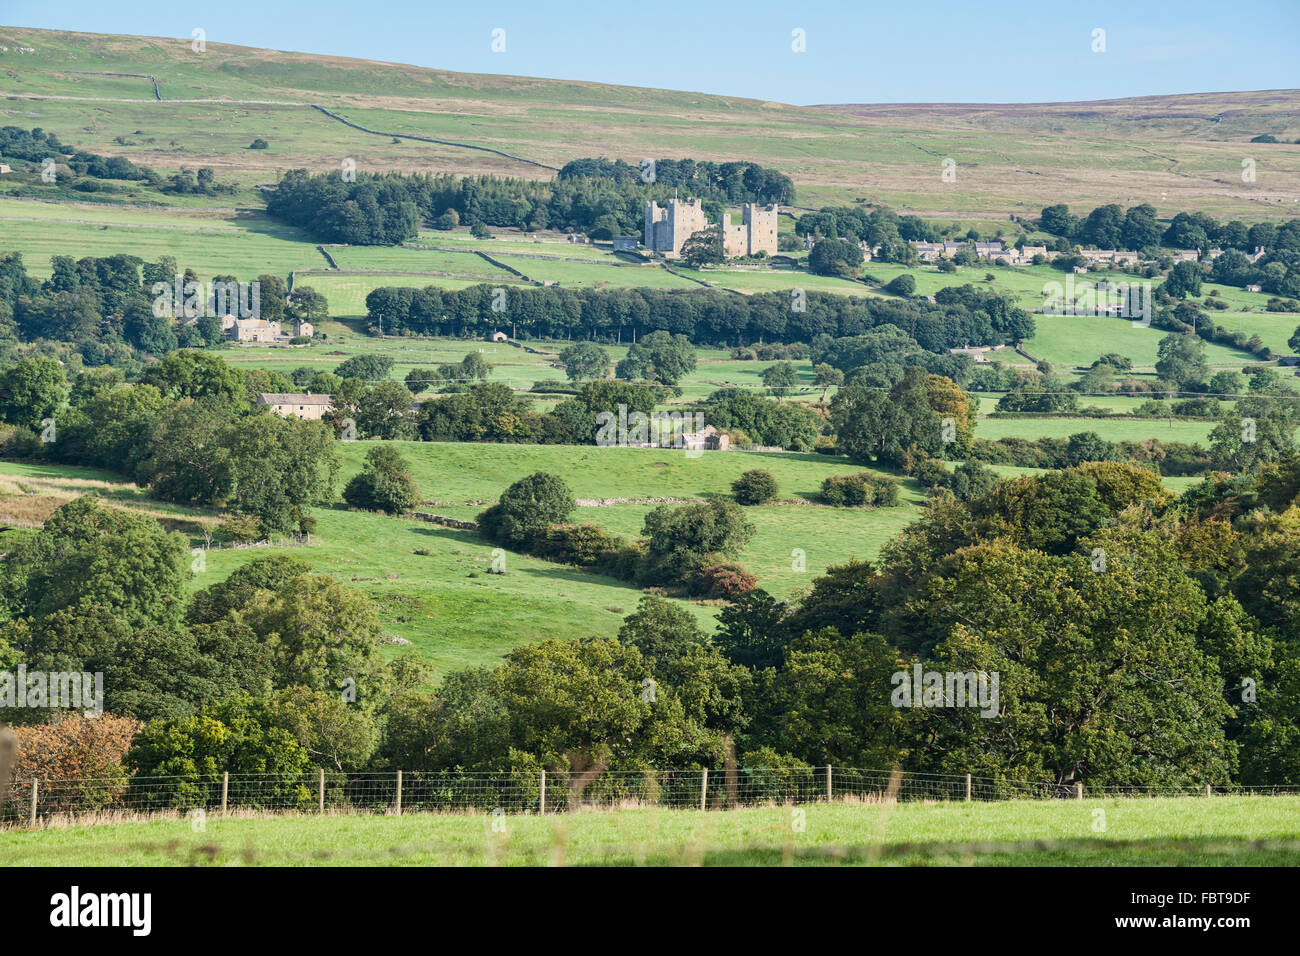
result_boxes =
[3,796,1297,865]
[2,26,1298,217]
[0,443,926,677]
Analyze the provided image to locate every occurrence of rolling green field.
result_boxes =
[3,796,1296,866]
[0,443,927,677]
[974,415,1217,445]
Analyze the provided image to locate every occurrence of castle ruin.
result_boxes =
[721,204,779,258]
[644,198,778,258]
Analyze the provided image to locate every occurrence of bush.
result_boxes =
[872,476,901,506]
[343,446,420,515]
[248,138,269,150]
[215,513,265,542]
[732,469,779,505]
[11,714,143,811]
[477,472,575,549]
[539,523,625,568]
[910,456,951,489]
[699,562,759,599]
[822,472,869,506]
[639,499,756,587]
[885,274,916,296]
[821,472,900,507]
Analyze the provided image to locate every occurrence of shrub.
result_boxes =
[342,446,420,515]
[885,274,916,296]
[821,472,900,507]
[732,468,779,505]
[699,562,758,599]
[910,457,952,489]
[477,472,575,549]
[872,476,901,506]
[539,523,625,568]
[215,513,264,542]
[639,499,755,587]
[822,472,869,506]
[11,714,143,811]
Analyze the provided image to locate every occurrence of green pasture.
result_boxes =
[3,796,1296,866]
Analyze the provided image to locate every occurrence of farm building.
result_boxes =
[257,392,334,420]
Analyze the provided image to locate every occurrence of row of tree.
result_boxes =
[362,282,1035,350]
[266,158,792,246]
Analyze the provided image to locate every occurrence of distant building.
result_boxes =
[224,316,279,342]
[682,424,730,451]
[257,392,333,420]
[611,236,639,251]
[221,315,312,342]
[644,198,709,257]
[488,330,508,342]
[0,164,11,175]
[720,204,779,258]
[1246,284,1262,293]
[644,198,778,259]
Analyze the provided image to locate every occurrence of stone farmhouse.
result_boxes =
[644,198,778,258]
[257,392,333,420]
[222,315,314,343]
[948,344,1011,363]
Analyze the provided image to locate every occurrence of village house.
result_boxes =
[948,344,1009,363]
[681,424,730,451]
[221,315,314,343]
[257,392,334,420]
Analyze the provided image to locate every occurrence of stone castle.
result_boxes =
[720,204,779,259]
[644,198,778,258]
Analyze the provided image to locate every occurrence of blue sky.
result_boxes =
[3,0,1298,104]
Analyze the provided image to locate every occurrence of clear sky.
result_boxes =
[3,0,1298,105]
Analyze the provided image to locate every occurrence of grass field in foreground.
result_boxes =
[4,796,1297,866]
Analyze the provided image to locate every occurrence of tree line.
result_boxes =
[362,282,1035,349]
[266,157,793,246]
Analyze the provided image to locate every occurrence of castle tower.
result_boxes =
[720,203,779,258]
[644,198,708,256]
[743,203,779,257]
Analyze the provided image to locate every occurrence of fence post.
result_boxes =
[1205,783,1211,798]
[539,769,546,815]
[1075,782,1083,801]
[700,768,708,811]
[826,765,832,802]
[29,779,38,827]
[965,773,972,802]
[220,772,228,814]
[319,769,325,814]
[395,770,403,816]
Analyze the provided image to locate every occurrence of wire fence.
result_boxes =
[5,768,1299,828]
